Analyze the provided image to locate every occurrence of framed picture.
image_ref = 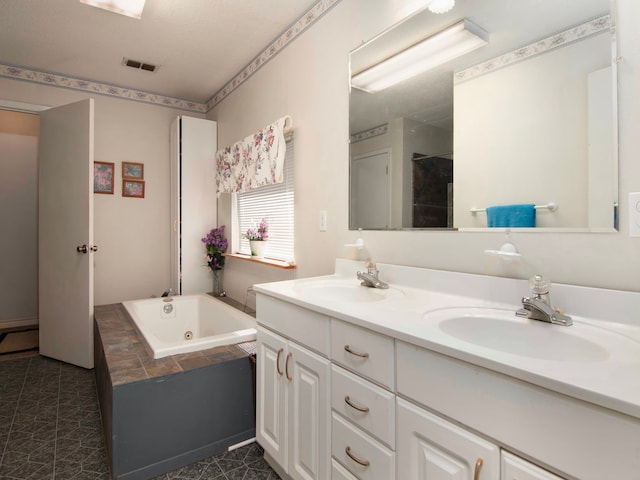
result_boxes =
[122,162,144,180]
[123,179,145,198]
[94,161,114,194]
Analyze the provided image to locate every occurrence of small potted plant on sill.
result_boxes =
[243,219,269,258]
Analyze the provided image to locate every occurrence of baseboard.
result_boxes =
[116,428,256,480]
[0,316,38,330]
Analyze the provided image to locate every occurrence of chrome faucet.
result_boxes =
[357,258,389,289]
[161,288,173,297]
[515,275,572,326]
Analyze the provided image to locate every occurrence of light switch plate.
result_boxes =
[319,210,327,232]
[629,192,640,237]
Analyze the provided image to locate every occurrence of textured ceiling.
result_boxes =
[0,0,319,103]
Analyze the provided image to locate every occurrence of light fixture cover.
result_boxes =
[428,0,455,14]
[351,19,488,93]
[80,0,146,19]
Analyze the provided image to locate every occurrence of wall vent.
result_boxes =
[122,57,158,73]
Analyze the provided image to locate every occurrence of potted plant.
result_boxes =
[202,225,227,296]
[243,219,269,258]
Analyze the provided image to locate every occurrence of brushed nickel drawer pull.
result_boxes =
[345,446,370,467]
[473,457,483,480]
[276,348,284,376]
[285,352,293,381]
[344,345,369,358]
[344,395,369,413]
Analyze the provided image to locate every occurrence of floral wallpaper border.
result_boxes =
[455,15,611,84]
[350,124,389,143]
[0,63,207,113]
[0,0,342,113]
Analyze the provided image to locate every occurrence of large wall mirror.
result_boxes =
[349,0,617,232]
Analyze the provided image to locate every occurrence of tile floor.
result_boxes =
[0,355,280,480]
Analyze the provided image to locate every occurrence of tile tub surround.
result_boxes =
[94,300,278,480]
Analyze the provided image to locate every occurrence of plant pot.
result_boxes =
[212,269,225,296]
[249,240,266,259]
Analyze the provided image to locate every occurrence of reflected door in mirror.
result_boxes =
[350,150,390,229]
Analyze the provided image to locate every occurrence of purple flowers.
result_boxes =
[243,219,269,241]
[202,225,228,270]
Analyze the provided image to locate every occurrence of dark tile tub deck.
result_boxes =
[94,297,257,386]
[0,297,278,480]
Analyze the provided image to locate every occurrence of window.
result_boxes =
[235,139,294,262]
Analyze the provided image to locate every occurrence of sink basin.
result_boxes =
[424,307,610,362]
[295,281,404,303]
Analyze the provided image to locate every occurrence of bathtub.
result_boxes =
[122,294,257,359]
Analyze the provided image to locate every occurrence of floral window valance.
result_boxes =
[215,116,291,195]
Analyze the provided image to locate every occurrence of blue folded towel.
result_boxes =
[486,204,536,227]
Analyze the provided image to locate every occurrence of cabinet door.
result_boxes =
[288,341,331,480]
[256,326,288,468]
[397,398,499,480]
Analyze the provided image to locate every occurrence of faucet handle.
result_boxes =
[365,257,377,274]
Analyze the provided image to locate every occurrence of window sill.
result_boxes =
[223,253,296,269]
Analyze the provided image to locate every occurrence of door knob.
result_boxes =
[76,244,98,254]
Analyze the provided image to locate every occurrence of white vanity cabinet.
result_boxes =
[256,295,331,480]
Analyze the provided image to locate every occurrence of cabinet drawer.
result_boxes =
[331,364,395,449]
[257,294,330,356]
[332,412,395,480]
[332,459,359,480]
[331,320,394,389]
[502,451,566,480]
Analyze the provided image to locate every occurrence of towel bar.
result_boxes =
[470,202,557,214]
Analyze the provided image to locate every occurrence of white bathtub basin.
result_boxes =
[123,294,257,359]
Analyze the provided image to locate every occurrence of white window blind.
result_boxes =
[236,139,294,261]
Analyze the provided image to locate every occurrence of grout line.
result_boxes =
[51,360,62,480]
[0,356,32,472]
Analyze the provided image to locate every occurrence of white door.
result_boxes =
[39,99,95,369]
[288,341,331,480]
[170,116,217,295]
[350,149,391,229]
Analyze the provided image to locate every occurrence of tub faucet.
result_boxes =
[357,258,389,289]
[515,274,572,326]
[161,288,173,297]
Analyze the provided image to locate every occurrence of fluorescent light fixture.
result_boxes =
[80,0,146,19]
[351,19,488,93]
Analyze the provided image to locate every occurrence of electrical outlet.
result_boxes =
[319,210,327,232]
[629,192,640,237]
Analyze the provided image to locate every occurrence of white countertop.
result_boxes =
[253,259,640,420]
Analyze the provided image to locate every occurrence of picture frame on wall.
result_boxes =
[123,179,145,198]
[94,161,114,194]
[122,161,144,180]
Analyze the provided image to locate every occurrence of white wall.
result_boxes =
[210,0,640,293]
[0,111,39,326]
[0,80,205,305]
[454,33,609,228]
